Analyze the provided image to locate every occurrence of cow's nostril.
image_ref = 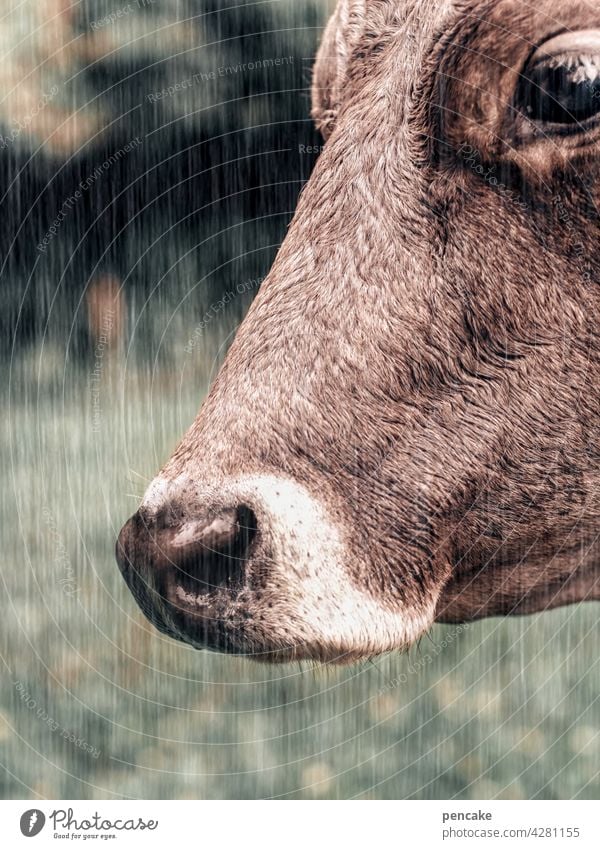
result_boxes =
[159,505,258,596]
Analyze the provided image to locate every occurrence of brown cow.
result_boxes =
[117,0,600,663]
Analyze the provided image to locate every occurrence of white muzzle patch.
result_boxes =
[140,473,434,660]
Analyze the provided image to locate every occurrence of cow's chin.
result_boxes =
[125,554,435,665]
[141,588,431,665]
[117,474,435,664]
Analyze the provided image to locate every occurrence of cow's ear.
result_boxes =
[311,0,366,140]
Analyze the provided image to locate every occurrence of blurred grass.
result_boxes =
[1,330,599,800]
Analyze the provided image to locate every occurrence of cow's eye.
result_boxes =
[517,31,600,127]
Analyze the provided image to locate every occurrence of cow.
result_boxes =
[117,0,600,664]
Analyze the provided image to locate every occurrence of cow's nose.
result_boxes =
[117,503,258,613]
[157,505,258,588]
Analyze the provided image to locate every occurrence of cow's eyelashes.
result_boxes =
[516,31,600,128]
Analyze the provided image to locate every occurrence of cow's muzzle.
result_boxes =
[116,474,433,662]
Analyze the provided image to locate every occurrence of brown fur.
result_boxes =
[118,0,600,660]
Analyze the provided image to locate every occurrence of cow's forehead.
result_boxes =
[348,0,600,99]
[362,0,597,38]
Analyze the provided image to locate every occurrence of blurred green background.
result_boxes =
[1,0,599,800]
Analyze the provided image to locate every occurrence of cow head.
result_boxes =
[117,0,600,663]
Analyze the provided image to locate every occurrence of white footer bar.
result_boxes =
[0,800,597,848]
